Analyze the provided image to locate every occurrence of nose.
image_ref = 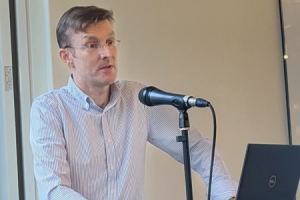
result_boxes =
[99,46,111,59]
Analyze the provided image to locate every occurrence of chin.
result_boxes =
[101,77,117,86]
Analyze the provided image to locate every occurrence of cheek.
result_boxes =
[111,49,117,58]
[79,55,97,66]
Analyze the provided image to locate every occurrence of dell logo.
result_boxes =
[269,175,276,188]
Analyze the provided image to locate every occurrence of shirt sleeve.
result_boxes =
[146,104,238,200]
[30,96,88,200]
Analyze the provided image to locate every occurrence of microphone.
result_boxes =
[138,86,210,110]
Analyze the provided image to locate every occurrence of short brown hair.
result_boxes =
[56,6,114,48]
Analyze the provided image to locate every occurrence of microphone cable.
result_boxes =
[207,103,217,200]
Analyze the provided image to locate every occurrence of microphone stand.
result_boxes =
[176,109,193,200]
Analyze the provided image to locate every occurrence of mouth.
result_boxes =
[100,64,113,69]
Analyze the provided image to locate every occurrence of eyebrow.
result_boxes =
[82,31,116,40]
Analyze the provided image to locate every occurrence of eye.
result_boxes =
[86,43,99,49]
[107,40,115,46]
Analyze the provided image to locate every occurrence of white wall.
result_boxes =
[27,0,288,199]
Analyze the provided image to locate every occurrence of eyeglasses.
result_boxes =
[64,40,121,51]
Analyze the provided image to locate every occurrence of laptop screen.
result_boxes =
[236,144,300,200]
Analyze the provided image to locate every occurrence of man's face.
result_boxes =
[67,19,117,90]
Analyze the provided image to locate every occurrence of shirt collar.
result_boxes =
[67,75,90,110]
[67,75,121,111]
[104,81,120,112]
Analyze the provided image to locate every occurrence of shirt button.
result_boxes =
[111,165,114,170]
[111,190,114,193]
[107,138,111,143]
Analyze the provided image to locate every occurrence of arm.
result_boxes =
[146,105,237,200]
[30,96,87,200]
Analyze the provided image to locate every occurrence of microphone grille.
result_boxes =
[138,86,156,106]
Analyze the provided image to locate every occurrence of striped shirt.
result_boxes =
[30,76,238,200]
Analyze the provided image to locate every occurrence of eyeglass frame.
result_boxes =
[64,39,121,51]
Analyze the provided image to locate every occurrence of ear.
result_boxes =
[59,48,75,68]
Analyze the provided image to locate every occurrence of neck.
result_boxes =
[87,86,111,109]
[73,76,111,109]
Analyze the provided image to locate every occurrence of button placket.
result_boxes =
[102,113,118,199]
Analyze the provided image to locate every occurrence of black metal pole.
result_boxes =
[8,0,25,199]
[176,110,193,200]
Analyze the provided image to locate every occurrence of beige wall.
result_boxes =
[28,0,289,199]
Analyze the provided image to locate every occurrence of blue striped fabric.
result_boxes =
[30,76,237,200]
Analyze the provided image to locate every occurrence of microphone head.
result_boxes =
[138,86,156,106]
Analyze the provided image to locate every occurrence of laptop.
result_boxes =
[236,144,300,200]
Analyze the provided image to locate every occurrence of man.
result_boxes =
[30,5,237,200]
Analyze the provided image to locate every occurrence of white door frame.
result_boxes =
[0,0,20,199]
[18,0,54,199]
[0,0,53,199]
[15,0,38,199]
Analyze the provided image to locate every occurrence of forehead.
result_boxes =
[84,19,114,35]
[72,20,115,42]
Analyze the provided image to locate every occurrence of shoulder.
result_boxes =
[114,80,146,94]
[31,86,69,110]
